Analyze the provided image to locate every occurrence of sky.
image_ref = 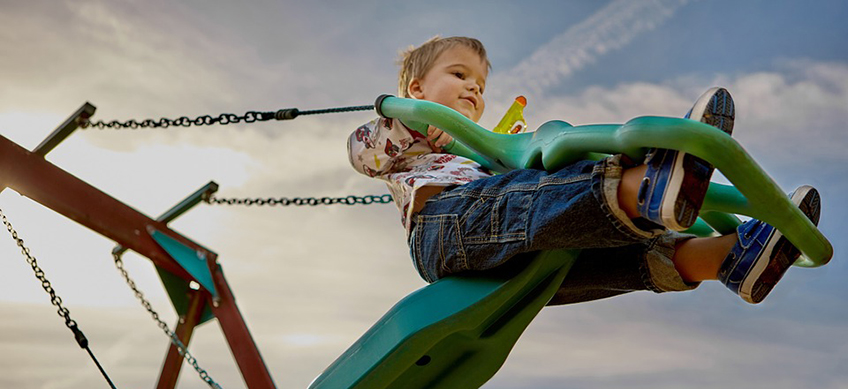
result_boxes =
[1,0,847,388]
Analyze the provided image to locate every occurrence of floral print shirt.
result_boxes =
[347,117,492,233]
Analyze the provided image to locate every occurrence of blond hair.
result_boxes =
[397,36,491,98]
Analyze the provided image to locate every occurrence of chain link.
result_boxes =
[1,207,79,328]
[81,105,374,130]
[112,252,223,389]
[1,207,117,388]
[82,111,276,130]
[0,206,221,388]
[208,194,393,207]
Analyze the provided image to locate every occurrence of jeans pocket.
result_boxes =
[462,191,531,244]
[415,213,468,279]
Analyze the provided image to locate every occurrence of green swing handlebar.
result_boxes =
[376,96,832,268]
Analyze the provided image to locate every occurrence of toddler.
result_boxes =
[348,36,820,305]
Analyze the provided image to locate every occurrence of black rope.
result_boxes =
[298,105,376,117]
[86,349,117,389]
[77,329,118,389]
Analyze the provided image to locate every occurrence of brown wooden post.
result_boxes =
[209,255,277,389]
[156,289,208,389]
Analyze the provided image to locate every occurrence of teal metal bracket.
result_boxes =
[149,229,218,298]
[155,264,216,326]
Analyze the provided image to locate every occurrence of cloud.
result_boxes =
[0,0,312,155]
[485,298,848,389]
[730,61,848,162]
[0,2,220,112]
[518,60,848,172]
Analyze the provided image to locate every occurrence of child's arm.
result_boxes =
[424,95,526,153]
[348,118,415,178]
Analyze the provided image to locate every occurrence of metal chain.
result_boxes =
[207,194,393,207]
[81,105,374,130]
[0,207,117,388]
[112,252,223,389]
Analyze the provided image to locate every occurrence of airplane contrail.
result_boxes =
[497,0,692,96]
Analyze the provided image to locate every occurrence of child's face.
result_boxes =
[408,45,488,122]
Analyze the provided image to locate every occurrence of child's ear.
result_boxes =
[408,78,424,99]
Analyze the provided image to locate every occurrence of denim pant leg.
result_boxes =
[547,231,700,305]
[409,155,697,298]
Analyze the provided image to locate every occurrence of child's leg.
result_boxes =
[618,164,648,219]
[410,156,663,283]
[613,87,737,278]
[719,186,821,303]
[547,232,705,306]
[671,234,736,282]
[636,87,735,230]
[548,243,666,305]
[671,185,821,302]
[553,184,819,305]
[617,88,735,225]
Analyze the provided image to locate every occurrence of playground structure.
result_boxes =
[0,96,833,388]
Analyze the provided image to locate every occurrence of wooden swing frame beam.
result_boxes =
[0,103,276,388]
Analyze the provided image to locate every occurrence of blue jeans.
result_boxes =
[408,155,698,305]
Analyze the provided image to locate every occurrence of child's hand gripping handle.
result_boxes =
[375,95,457,151]
[374,95,514,173]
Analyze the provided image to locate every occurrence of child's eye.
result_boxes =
[453,72,465,79]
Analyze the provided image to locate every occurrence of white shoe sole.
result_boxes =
[660,87,724,231]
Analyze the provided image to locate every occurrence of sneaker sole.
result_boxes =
[739,185,821,304]
[661,87,735,230]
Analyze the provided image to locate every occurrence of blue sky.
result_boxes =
[1,1,846,388]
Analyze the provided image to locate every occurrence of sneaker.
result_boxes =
[718,185,822,304]
[638,87,736,231]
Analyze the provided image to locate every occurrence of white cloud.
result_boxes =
[731,61,848,161]
[518,60,848,174]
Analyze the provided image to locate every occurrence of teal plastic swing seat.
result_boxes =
[308,97,832,389]
[310,249,578,389]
